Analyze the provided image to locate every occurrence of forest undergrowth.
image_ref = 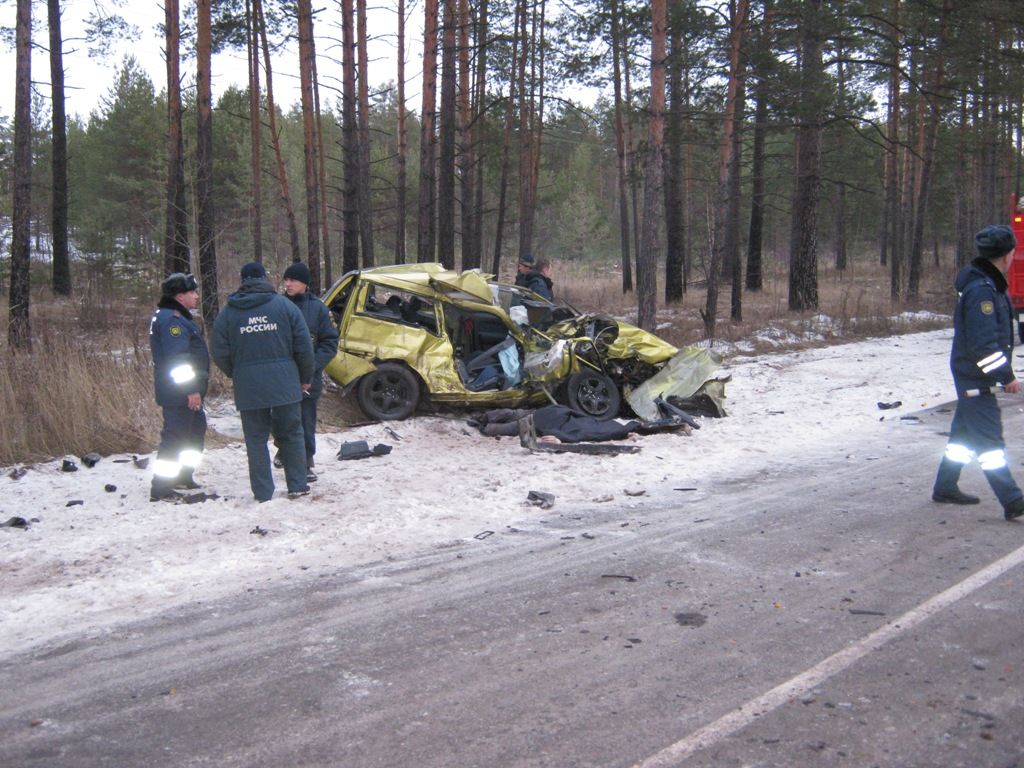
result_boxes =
[0,256,955,466]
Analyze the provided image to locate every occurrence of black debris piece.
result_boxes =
[848,608,886,616]
[899,415,921,422]
[654,396,701,429]
[877,401,902,410]
[383,426,403,441]
[181,492,219,504]
[601,574,637,582]
[674,487,697,492]
[66,500,84,507]
[132,456,150,469]
[1,516,29,529]
[112,458,132,464]
[61,459,78,473]
[104,484,117,493]
[674,612,707,627]
[8,467,27,480]
[337,440,393,460]
[527,490,555,509]
[623,489,647,497]
[474,530,494,540]
[250,526,269,536]
[81,453,101,468]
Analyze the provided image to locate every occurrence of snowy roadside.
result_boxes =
[0,328,970,653]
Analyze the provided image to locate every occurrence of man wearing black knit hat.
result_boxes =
[276,261,339,481]
[933,224,1024,521]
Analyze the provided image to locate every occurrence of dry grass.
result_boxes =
[0,253,956,465]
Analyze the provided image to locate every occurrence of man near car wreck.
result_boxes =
[514,253,553,301]
[932,224,1024,521]
[149,272,210,501]
[275,260,339,482]
[211,262,316,502]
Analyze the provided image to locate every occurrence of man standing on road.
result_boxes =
[933,224,1024,521]
[277,261,339,482]
[149,272,210,501]
[211,262,315,502]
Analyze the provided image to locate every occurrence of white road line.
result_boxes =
[633,541,1024,768]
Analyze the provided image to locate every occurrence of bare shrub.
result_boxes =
[0,330,159,465]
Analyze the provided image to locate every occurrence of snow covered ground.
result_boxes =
[0,326,991,653]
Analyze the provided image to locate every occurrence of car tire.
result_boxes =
[564,370,621,421]
[356,363,421,421]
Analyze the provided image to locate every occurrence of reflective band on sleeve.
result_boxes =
[179,449,203,468]
[153,459,181,478]
[978,351,1003,367]
[980,355,1008,374]
[170,364,196,384]
[944,443,973,464]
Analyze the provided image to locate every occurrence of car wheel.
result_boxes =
[356,363,421,421]
[564,370,621,421]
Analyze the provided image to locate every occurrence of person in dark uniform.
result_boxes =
[211,262,315,502]
[514,253,552,300]
[149,272,209,501]
[278,261,339,482]
[933,224,1024,521]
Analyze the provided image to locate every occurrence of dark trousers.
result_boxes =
[153,406,206,491]
[240,402,307,501]
[273,393,319,465]
[934,393,1022,506]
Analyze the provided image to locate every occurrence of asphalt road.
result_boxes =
[3,400,1024,767]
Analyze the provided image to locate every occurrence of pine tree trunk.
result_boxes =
[472,0,489,268]
[787,0,823,313]
[834,53,848,272]
[438,0,458,269]
[492,1,521,275]
[314,67,332,285]
[517,0,534,258]
[728,74,745,322]
[257,0,302,264]
[164,0,189,274]
[746,74,768,291]
[395,0,408,265]
[457,0,475,269]
[610,0,632,294]
[246,0,263,264]
[663,11,683,304]
[356,0,375,267]
[706,0,747,337]
[48,0,70,296]
[636,0,666,332]
[341,0,360,272]
[9,0,32,348]
[298,0,322,290]
[418,0,440,263]
[196,0,220,325]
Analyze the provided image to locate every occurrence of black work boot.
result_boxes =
[1004,498,1024,521]
[932,488,981,505]
[174,469,201,490]
[150,481,183,502]
[306,456,317,483]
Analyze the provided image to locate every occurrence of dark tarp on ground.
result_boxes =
[470,405,641,443]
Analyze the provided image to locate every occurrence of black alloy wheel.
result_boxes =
[356,363,421,421]
[564,370,621,421]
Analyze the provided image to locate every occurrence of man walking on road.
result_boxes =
[933,224,1024,520]
[277,261,339,482]
[211,262,315,502]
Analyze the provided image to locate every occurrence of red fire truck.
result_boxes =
[1011,198,1024,341]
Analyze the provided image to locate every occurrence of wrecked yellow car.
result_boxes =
[322,264,726,421]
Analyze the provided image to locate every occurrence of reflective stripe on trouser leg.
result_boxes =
[978,450,1006,471]
[153,459,181,478]
[179,449,203,468]
[944,443,973,464]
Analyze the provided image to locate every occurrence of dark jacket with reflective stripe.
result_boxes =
[210,279,315,410]
[951,257,1017,393]
[287,291,339,398]
[149,297,210,408]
